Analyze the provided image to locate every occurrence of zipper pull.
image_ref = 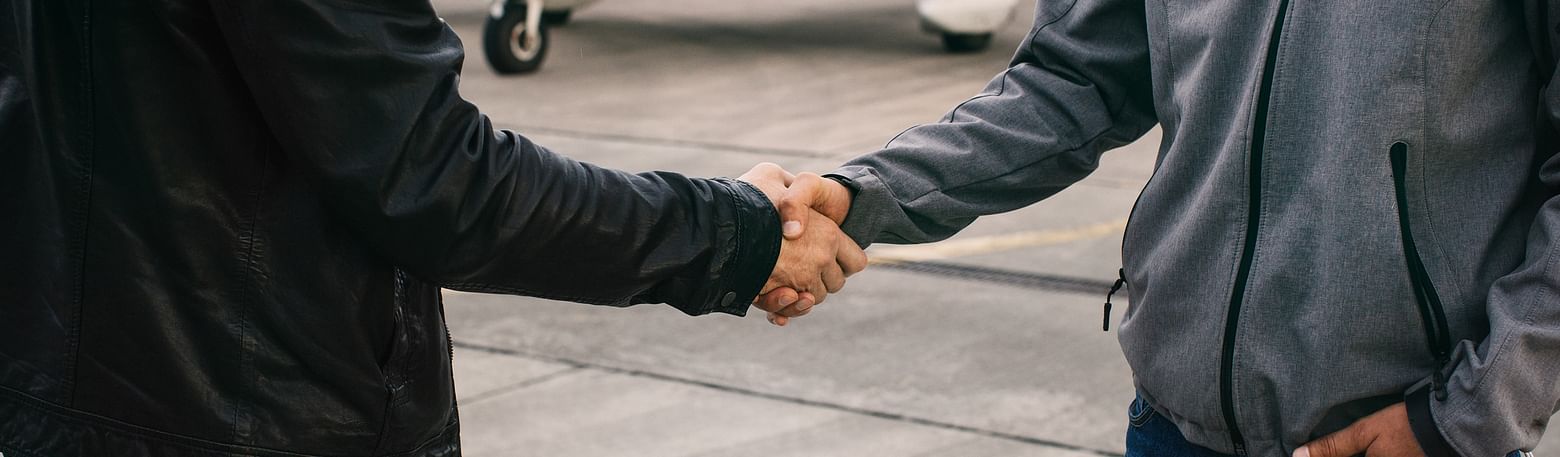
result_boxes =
[1104,268,1127,332]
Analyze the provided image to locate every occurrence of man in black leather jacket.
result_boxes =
[0,0,864,455]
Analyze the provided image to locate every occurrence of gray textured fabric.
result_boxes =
[831,1,1560,456]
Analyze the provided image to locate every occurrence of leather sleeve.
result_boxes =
[204,0,779,315]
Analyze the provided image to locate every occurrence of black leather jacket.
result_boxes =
[0,0,781,455]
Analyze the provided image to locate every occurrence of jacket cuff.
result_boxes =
[706,178,782,316]
[825,166,893,249]
[1405,381,1460,457]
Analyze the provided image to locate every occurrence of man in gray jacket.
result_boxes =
[754,0,1560,455]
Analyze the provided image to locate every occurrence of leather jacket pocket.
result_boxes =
[382,268,415,389]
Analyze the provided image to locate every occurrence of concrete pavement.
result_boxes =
[431,0,1560,455]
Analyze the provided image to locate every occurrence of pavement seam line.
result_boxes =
[450,340,1124,457]
[458,365,589,407]
[871,260,1118,295]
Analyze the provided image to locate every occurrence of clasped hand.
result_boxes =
[738,163,864,326]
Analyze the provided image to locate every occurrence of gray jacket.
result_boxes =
[829,0,1560,456]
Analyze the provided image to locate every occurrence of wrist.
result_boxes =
[823,174,859,200]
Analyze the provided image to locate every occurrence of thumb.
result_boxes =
[780,173,830,239]
[1296,423,1371,457]
[753,287,799,314]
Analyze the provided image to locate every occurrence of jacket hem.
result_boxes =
[0,383,460,457]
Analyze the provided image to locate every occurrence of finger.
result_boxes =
[775,294,816,317]
[739,163,796,201]
[804,279,828,306]
[821,259,847,293]
[769,163,796,186]
[753,287,799,313]
[751,290,782,313]
[768,313,788,326]
[1296,422,1371,457]
[775,295,817,318]
[743,162,793,182]
[835,233,869,276]
[779,173,828,239]
[764,287,799,309]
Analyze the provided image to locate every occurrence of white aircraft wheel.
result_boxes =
[941,32,993,53]
[483,2,550,74]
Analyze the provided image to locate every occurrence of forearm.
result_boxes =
[425,134,782,313]
[1421,225,1560,456]
[827,0,1156,247]
[209,0,782,314]
[1418,160,1560,456]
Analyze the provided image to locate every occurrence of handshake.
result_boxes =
[737,163,865,327]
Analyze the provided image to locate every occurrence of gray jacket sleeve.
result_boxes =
[1418,4,1560,456]
[828,0,1157,247]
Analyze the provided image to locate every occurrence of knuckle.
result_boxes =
[1315,440,1343,457]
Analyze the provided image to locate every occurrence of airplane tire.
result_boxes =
[483,3,550,74]
[941,33,993,53]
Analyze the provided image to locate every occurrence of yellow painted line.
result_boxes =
[867,218,1128,265]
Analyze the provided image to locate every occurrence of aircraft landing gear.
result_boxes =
[917,0,1020,54]
[542,10,573,26]
[483,0,550,74]
[940,32,993,53]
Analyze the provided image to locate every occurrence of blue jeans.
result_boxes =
[1124,395,1530,457]
[1125,395,1235,457]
